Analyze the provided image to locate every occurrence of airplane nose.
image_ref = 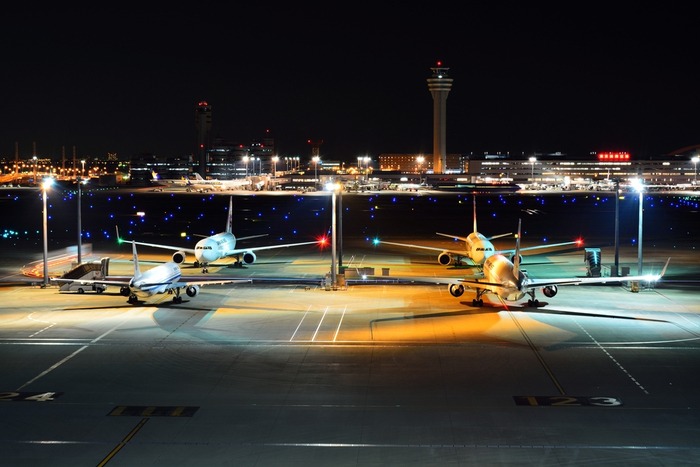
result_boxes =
[200,249,219,262]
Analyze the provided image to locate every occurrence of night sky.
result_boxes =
[2,4,699,163]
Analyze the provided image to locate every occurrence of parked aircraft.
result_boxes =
[151,172,251,192]
[435,219,669,307]
[117,196,320,273]
[378,196,580,267]
[184,172,251,192]
[51,241,251,304]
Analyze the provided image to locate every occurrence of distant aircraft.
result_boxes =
[51,241,251,304]
[117,196,320,273]
[150,171,189,187]
[151,172,251,192]
[377,196,581,267]
[433,219,669,307]
[185,172,251,192]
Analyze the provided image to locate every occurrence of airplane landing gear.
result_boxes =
[526,290,540,307]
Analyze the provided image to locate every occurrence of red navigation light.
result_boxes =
[436,60,443,67]
[576,238,584,247]
[317,236,329,248]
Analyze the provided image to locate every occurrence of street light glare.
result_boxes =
[631,178,644,192]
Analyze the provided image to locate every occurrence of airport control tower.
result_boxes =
[426,61,453,174]
[195,101,212,176]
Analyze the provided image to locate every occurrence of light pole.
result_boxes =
[272,156,279,178]
[77,159,85,264]
[313,156,320,187]
[529,157,536,185]
[41,178,53,287]
[613,179,620,277]
[416,155,425,184]
[325,182,340,288]
[243,155,249,178]
[692,155,699,186]
[631,178,644,275]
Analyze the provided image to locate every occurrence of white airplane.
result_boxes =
[150,171,189,187]
[51,241,251,304]
[378,196,581,267]
[185,172,251,192]
[117,196,320,273]
[436,219,669,307]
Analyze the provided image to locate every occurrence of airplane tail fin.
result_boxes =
[193,172,204,181]
[513,219,522,277]
[132,241,142,279]
[226,196,233,234]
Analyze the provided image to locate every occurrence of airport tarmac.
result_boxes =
[1,238,699,465]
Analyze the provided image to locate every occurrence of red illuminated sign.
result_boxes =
[597,152,630,161]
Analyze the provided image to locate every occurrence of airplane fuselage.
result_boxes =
[129,262,182,298]
[194,233,236,264]
[465,232,496,265]
[480,255,527,301]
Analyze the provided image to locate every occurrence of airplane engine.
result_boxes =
[449,283,465,297]
[542,285,558,298]
[119,286,131,297]
[171,251,187,264]
[509,254,523,265]
[185,285,200,297]
[437,252,452,265]
[242,251,257,265]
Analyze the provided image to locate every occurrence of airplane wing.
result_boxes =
[521,269,668,289]
[120,238,196,255]
[235,234,269,242]
[436,232,512,242]
[115,226,196,255]
[377,240,475,264]
[495,239,581,256]
[227,240,320,255]
[174,278,252,287]
[51,277,130,287]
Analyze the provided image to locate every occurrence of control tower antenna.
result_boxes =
[426,61,453,174]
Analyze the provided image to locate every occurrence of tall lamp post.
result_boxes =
[77,159,85,264]
[41,178,53,287]
[325,182,340,288]
[416,155,425,184]
[529,157,536,185]
[692,155,699,186]
[313,156,320,187]
[631,178,644,275]
[272,156,279,178]
[613,179,620,277]
[243,155,249,178]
